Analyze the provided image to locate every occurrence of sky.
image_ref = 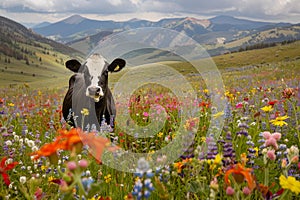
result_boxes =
[0,0,300,25]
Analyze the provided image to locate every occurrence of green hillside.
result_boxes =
[0,16,84,89]
[213,40,300,68]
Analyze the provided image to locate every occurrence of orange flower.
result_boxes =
[31,140,61,164]
[58,128,83,153]
[80,132,119,162]
[173,158,192,173]
[173,161,184,173]
[31,128,119,164]
[224,163,256,191]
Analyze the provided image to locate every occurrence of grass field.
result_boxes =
[0,41,299,199]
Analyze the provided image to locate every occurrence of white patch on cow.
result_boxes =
[86,54,106,86]
[85,54,106,101]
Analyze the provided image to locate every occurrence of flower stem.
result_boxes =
[278,189,289,200]
[290,100,299,143]
[264,162,269,186]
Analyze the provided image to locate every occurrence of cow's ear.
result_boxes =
[66,59,81,73]
[108,58,126,72]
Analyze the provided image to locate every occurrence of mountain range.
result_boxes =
[33,15,300,55]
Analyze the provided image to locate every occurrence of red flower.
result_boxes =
[268,100,278,106]
[0,157,18,186]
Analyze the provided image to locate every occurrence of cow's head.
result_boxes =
[66,53,126,102]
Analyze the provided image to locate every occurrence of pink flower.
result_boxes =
[242,187,251,195]
[291,156,299,163]
[265,137,278,149]
[226,186,235,196]
[66,161,77,171]
[262,131,271,139]
[236,102,243,109]
[143,112,149,117]
[272,132,281,140]
[78,159,88,168]
[263,131,281,150]
[267,150,276,161]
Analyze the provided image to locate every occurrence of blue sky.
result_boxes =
[0,0,300,24]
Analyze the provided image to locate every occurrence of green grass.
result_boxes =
[1,40,300,90]
[212,40,300,68]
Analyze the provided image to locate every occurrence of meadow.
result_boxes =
[0,42,300,200]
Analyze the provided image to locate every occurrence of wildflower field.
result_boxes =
[0,50,300,200]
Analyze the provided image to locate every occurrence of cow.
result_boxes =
[62,53,126,130]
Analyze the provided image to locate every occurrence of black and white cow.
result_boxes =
[62,53,126,129]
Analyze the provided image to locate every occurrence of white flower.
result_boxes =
[250,122,256,126]
[31,146,38,152]
[27,140,35,147]
[164,136,169,142]
[27,166,31,171]
[19,139,24,144]
[5,158,13,165]
[86,170,91,176]
[8,182,13,189]
[5,140,12,146]
[14,135,20,141]
[20,176,27,184]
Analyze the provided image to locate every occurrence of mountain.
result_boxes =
[33,15,119,42]
[33,15,215,43]
[33,15,300,56]
[32,21,52,29]
[0,15,84,87]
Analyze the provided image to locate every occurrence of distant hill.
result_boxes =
[32,22,52,29]
[33,15,293,43]
[0,15,84,88]
[33,15,300,56]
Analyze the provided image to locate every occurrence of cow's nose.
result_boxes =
[88,86,102,96]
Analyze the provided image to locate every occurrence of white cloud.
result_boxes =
[0,0,300,23]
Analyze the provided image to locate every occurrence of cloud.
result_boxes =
[0,0,300,23]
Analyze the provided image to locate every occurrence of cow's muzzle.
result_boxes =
[86,86,104,102]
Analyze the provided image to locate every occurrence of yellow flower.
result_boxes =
[201,137,206,142]
[48,176,55,184]
[240,153,248,165]
[250,88,256,94]
[213,111,224,118]
[157,132,163,138]
[38,91,42,96]
[81,108,89,116]
[279,175,300,195]
[8,103,14,107]
[104,174,112,183]
[261,105,273,112]
[172,133,176,139]
[213,154,222,165]
[254,147,259,157]
[270,115,289,127]
[207,154,222,170]
[203,89,209,94]
[41,165,48,171]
